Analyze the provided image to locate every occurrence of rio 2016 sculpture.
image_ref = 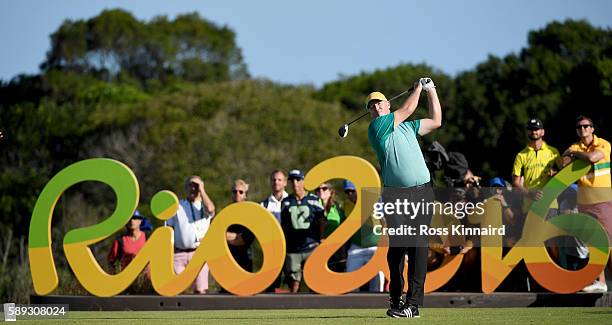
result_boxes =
[29,157,609,296]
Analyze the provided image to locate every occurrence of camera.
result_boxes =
[449,245,463,255]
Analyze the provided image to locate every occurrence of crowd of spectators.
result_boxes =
[106,115,611,294]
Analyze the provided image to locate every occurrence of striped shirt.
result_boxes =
[568,135,612,204]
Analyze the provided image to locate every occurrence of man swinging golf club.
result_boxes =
[367,78,441,318]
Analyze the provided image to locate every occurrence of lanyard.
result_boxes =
[189,202,203,222]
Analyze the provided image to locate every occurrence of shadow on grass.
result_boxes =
[71,315,388,320]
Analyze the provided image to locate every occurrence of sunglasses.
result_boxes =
[576,124,592,129]
[367,100,383,109]
[315,186,330,192]
[232,189,246,195]
[345,189,356,194]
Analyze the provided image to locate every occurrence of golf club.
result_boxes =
[338,79,432,138]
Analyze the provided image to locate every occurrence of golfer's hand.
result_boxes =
[420,77,435,92]
[414,79,423,93]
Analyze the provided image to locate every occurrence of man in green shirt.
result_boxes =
[367,78,442,318]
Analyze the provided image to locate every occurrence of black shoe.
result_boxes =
[386,299,409,318]
[386,306,410,318]
[404,304,420,318]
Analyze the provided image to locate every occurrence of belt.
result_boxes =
[174,247,197,253]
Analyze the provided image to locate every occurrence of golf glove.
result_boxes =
[420,78,435,92]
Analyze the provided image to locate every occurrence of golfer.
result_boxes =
[367,78,442,318]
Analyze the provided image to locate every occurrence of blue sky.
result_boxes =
[1,0,611,87]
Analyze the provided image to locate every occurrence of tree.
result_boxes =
[449,19,612,177]
[316,20,611,179]
[40,9,249,87]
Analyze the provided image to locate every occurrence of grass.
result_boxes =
[4,308,611,324]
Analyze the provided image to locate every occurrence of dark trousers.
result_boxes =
[382,183,433,307]
[387,246,429,306]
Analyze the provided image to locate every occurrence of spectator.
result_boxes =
[512,118,562,266]
[260,170,289,292]
[489,177,519,247]
[165,175,215,294]
[261,170,289,223]
[107,210,148,272]
[512,118,561,217]
[226,179,255,272]
[280,169,326,292]
[316,181,346,272]
[439,187,480,292]
[343,180,384,292]
[448,188,477,255]
[464,169,484,203]
[557,184,589,271]
[562,115,612,293]
[317,182,345,238]
[484,179,532,293]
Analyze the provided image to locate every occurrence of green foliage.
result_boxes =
[41,9,249,87]
[77,83,150,105]
[446,19,612,176]
[0,229,31,303]
[315,19,611,178]
[0,15,611,299]
[316,63,454,111]
[316,20,609,178]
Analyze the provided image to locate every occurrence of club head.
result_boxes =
[338,124,349,138]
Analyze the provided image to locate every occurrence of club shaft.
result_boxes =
[387,87,413,102]
[347,111,370,126]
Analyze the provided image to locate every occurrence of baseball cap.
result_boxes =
[342,180,356,191]
[288,169,304,180]
[131,210,144,219]
[365,92,387,110]
[139,217,153,232]
[489,177,506,188]
[526,118,544,130]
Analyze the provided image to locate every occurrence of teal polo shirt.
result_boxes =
[368,113,431,187]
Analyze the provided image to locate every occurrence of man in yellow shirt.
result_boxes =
[563,115,612,293]
[512,118,561,216]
